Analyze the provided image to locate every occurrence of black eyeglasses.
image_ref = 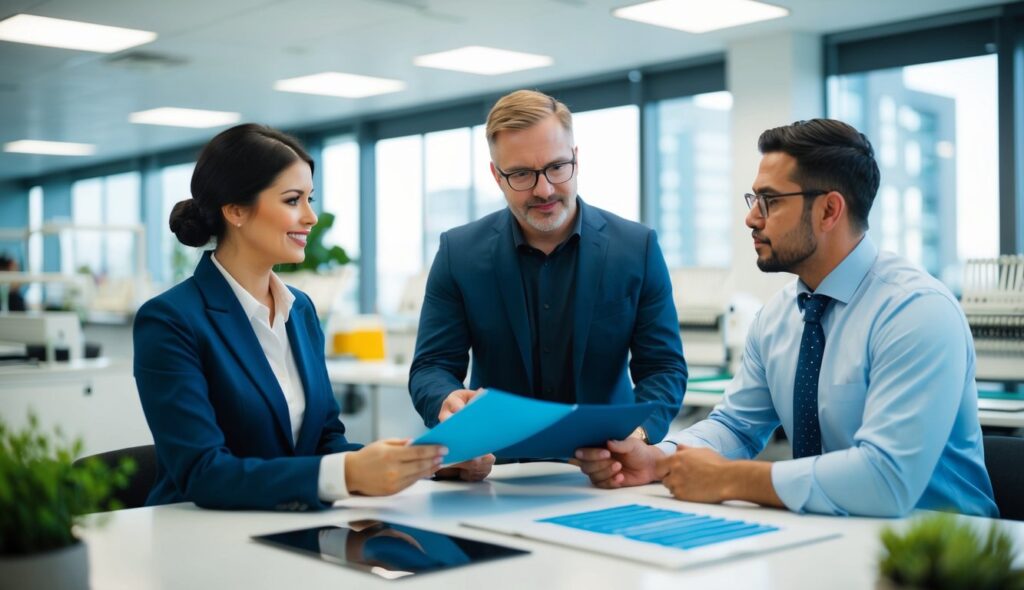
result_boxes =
[743,190,828,218]
[495,159,576,191]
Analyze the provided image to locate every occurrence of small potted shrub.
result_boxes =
[0,414,135,590]
[878,512,1024,590]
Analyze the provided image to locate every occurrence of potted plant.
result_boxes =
[0,414,135,590]
[878,512,1024,590]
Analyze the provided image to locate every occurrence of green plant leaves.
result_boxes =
[0,413,136,555]
[879,512,1024,590]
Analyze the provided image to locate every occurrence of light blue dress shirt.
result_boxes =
[662,236,997,518]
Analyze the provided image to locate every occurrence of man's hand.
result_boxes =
[657,445,732,503]
[438,388,484,422]
[570,438,665,488]
[433,454,496,482]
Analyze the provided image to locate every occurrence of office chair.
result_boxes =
[73,444,157,511]
[983,435,1024,521]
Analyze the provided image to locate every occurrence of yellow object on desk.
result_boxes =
[330,314,387,360]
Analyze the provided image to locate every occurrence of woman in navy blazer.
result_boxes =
[134,124,445,510]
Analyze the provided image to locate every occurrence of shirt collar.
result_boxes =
[796,234,878,305]
[510,196,584,249]
[210,252,295,324]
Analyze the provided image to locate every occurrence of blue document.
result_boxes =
[412,389,655,464]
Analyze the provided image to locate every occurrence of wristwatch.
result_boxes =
[635,426,650,444]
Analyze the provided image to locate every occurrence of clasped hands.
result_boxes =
[570,438,736,503]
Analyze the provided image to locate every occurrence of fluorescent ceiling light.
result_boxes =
[613,0,788,33]
[414,46,553,75]
[274,72,405,98]
[4,140,96,156]
[130,107,241,128]
[0,14,156,53]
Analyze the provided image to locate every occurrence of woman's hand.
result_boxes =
[345,439,447,496]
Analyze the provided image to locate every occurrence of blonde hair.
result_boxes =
[485,89,573,146]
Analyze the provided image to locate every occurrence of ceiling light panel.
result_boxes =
[414,46,553,75]
[4,140,96,156]
[274,72,406,98]
[0,14,156,53]
[613,0,788,34]
[130,107,241,128]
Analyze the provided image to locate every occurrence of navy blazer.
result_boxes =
[133,252,360,510]
[409,199,687,442]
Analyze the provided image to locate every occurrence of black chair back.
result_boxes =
[73,444,157,510]
[983,435,1024,521]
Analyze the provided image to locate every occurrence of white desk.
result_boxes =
[79,462,1023,590]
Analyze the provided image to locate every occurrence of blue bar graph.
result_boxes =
[539,504,779,550]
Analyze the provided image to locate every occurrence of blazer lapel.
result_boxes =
[194,252,295,450]
[572,202,609,389]
[492,212,533,387]
[287,299,322,454]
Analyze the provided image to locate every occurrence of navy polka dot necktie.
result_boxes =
[793,293,832,459]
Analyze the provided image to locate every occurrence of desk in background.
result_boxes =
[79,462,1024,590]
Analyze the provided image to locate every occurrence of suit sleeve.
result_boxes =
[408,232,472,426]
[134,298,330,511]
[628,230,688,442]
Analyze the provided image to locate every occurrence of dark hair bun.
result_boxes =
[169,199,212,247]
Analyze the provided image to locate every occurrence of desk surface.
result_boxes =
[80,463,1023,590]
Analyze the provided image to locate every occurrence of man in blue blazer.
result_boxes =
[135,251,362,510]
[409,90,687,480]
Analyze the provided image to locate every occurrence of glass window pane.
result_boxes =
[321,136,360,258]
[472,124,505,218]
[828,54,998,289]
[653,91,733,268]
[71,177,103,275]
[104,172,140,278]
[321,136,360,315]
[26,185,42,306]
[376,135,423,314]
[572,105,640,222]
[160,162,198,284]
[424,128,471,262]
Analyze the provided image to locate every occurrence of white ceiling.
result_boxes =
[0,0,1005,182]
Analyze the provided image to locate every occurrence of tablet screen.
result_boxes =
[252,519,528,580]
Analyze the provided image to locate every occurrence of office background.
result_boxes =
[1,0,1023,452]
[0,0,1021,312]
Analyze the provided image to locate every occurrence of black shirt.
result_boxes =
[510,207,583,404]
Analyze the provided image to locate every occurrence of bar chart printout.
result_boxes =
[539,504,779,550]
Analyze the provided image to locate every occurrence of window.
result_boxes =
[26,185,42,306]
[472,124,505,218]
[376,135,423,314]
[652,91,733,268]
[829,54,999,287]
[573,105,640,222]
[160,162,198,284]
[69,172,142,279]
[321,136,360,315]
[424,128,472,262]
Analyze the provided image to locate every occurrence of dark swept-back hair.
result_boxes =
[757,119,880,231]
[169,123,314,247]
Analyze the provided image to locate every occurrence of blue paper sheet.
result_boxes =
[412,389,655,464]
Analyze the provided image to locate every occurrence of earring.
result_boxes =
[236,223,242,228]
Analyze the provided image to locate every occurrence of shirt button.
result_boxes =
[544,387,553,393]
[543,303,550,310]
[543,348,551,354]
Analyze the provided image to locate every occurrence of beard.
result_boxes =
[519,195,571,233]
[755,209,817,273]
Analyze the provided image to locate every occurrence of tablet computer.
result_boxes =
[252,519,528,580]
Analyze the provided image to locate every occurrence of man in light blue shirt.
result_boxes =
[573,119,997,518]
